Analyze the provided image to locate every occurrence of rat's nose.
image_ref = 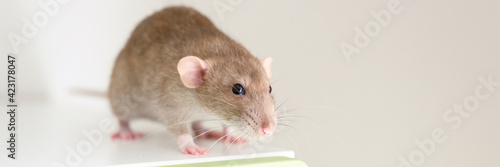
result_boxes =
[261,124,275,137]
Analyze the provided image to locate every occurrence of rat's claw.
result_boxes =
[181,144,210,155]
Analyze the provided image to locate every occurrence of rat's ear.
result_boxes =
[177,56,209,88]
[261,57,272,78]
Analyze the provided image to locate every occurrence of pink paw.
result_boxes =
[181,144,210,155]
[197,131,224,140]
[224,136,247,144]
[111,131,143,140]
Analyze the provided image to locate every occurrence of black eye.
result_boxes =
[232,84,245,95]
[269,86,272,93]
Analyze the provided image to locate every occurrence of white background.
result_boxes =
[1,0,500,166]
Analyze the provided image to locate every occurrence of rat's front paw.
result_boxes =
[195,130,224,140]
[180,144,210,155]
[224,135,247,144]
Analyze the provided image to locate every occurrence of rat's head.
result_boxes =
[177,55,276,138]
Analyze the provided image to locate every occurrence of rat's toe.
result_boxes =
[196,147,210,155]
[181,144,210,155]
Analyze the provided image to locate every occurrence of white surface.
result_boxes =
[3,97,293,167]
[1,0,500,167]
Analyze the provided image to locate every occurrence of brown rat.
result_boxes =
[108,6,276,155]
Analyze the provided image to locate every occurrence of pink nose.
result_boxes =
[261,126,275,136]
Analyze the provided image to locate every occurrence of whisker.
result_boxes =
[140,119,239,140]
[271,77,283,85]
[279,105,348,116]
[205,128,242,152]
[277,123,313,151]
[275,95,294,111]
[191,125,225,139]
[222,130,248,155]
[276,128,299,151]
[191,124,240,141]
[280,116,350,148]
[272,131,289,149]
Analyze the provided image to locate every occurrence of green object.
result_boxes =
[162,156,308,167]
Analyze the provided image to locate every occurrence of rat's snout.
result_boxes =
[244,106,277,138]
[261,122,276,137]
[244,90,276,138]
[259,110,276,137]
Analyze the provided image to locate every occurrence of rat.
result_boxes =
[108,6,276,155]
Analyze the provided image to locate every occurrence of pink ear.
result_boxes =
[177,56,209,88]
[261,57,272,78]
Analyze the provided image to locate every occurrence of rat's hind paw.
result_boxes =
[181,144,210,155]
[111,131,143,140]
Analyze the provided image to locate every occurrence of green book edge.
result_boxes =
[161,156,308,167]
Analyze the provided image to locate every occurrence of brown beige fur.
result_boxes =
[108,6,276,154]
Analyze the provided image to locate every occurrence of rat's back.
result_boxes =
[109,6,221,121]
[125,6,222,60]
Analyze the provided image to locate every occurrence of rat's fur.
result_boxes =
[108,6,276,154]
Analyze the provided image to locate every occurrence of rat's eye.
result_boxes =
[232,84,245,95]
[269,86,272,93]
